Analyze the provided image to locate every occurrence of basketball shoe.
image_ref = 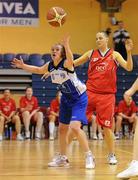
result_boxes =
[117,160,138,179]
[108,153,118,165]
[16,134,24,141]
[85,151,95,169]
[48,154,69,167]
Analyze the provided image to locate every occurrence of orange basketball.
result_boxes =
[47,7,67,27]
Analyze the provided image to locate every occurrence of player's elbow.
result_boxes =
[37,68,46,74]
[73,60,79,67]
[126,66,133,72]
[125,64,133,71]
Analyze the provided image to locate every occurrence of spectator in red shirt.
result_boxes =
[115,94,137,139]
[48,91,61,140]
[0,89,23,141]
[20,87,43,140]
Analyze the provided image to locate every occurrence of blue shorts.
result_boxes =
[59,92,88,125]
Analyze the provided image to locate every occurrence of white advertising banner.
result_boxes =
[0,0,39,27]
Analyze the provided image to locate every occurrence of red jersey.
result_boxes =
[20,96,38,113]
[0,98,16,116]
[118,100,137,116]
[86,49,118,94]
[50,98,60,113]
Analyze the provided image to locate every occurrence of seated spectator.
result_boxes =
[0,89,23,141]
[20,87,43,140]
[48,91,61,140]
[115,94,137,139]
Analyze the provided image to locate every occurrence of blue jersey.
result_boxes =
[48,60,86,102]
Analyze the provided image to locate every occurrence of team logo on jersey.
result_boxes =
[96,62,108,72]
[104,120,111,127]
[58,82,71,94]
[92,58,99,62]
[51,72,66,80]
[3,106,10,112]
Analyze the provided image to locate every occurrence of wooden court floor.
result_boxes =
[0,139,137,180]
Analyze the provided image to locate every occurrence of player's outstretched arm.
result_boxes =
[125,78,138,96]
[12,56,49,74]
[114,39,133,71]
[74,50,91,67]
[62,34,74,69]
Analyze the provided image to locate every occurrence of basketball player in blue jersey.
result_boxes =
[12,35,95,169]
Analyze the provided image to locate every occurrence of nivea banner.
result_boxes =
[0,0,39,26]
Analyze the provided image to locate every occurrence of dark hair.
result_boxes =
[105,28,112,36]
[25,87,33,91]
[98,31,109,38]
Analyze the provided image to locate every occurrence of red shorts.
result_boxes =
[86,91,115,128]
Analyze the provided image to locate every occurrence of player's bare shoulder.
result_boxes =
[112,51,120,59]
[87,50,94,59]
[112,51,123,62]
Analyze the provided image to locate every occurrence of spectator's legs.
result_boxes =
[22,111,31,139]
[112,116,116,133]
[128,115,138,138]
[0,116,5,140]
[97,124,103,140]
[129,116,137,133]
[91,115,98,140]
[33,112,43,139]
[49,114,56,140]
[12,115,21,135]
[12,115,24,140]
[115,115,123,139]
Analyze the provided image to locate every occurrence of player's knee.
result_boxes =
[22,111,30,118]
[13,115,20,121]
[117,115,122,122]
[59,125,67,134]
[15,117,21,125]
[49,114,56,122]
[134,115,138,121]
[37,112,43,122]
[38,112,43,118]
[69,124,80,134]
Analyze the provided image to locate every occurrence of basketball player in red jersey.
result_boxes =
[74,31,133,165]
[20,87,43,140]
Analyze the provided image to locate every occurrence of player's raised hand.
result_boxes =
[61,34,70,46]
[125,39,133,52]
[11,56,24,68]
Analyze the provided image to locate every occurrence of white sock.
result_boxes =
[85,151,92,155]
[49,122,55,136]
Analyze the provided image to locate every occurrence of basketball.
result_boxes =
[47,7,67,27]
